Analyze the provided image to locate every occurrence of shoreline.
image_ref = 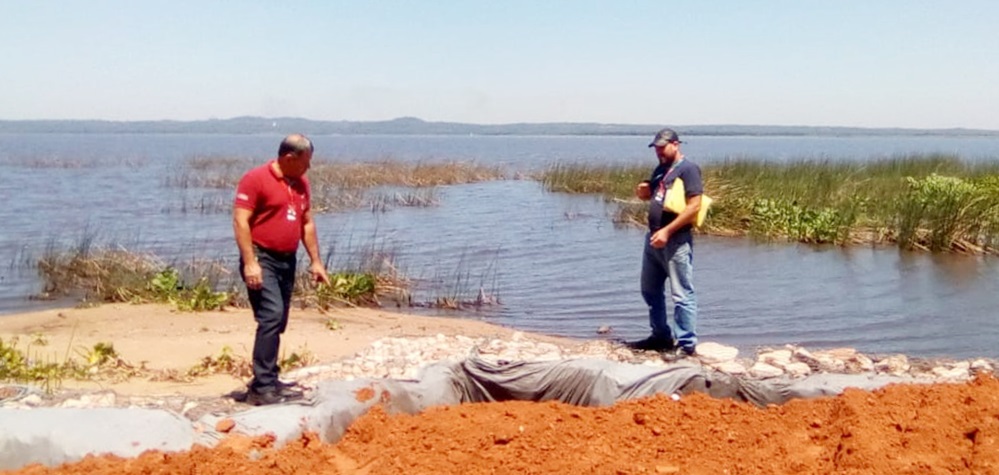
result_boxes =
[0,303,575,399]
[1,303,995,410]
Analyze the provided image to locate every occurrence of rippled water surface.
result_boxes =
[1,133,998,359]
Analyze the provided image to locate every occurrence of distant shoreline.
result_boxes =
[2,116,998,137]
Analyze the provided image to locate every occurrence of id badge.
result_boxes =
[286,205,297,221]
[653,181,665,203]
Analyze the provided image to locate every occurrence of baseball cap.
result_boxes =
[648,128,683,147]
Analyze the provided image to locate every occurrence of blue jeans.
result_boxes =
[242,248,297,392]
[640,236,697,349]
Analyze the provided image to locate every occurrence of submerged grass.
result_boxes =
[163,157,504,214]
[540,154,999,254]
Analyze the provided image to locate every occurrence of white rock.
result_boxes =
[932,366,971,380]
[710,361,747,375]
[749,362,784,379]
[20,394,43,407]
[758,349,793,368]
[783,362,812,378]
[875,355,910,375]
[970,359,994,372]
[814,354,847,373]
[694,342,738,364]
[851,354,875,372]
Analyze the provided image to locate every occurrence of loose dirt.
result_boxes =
[8,374,999,474]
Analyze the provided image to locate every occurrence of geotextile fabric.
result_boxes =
[0,357,912,470]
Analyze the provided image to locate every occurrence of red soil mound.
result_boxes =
[10,375,999,474]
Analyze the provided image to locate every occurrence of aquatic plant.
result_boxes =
[539,155,999,254]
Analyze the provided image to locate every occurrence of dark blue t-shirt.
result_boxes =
[647,159,703,244]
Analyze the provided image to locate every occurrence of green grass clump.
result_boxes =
[37,246,233,311]
[539,155,999,254]
[1,337,137,392]
[148,268,230,311]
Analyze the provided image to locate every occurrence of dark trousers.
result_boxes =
[242,248,297,393]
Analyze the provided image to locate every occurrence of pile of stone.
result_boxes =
[284,332,995,386]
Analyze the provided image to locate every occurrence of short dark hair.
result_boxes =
[278,134,314,157]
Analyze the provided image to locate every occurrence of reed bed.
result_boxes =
[163,157,503,214]
[540,155,999,254]
[33,234,412,312]
[309,160,507,188]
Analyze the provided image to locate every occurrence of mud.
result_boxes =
[7,374,999,474]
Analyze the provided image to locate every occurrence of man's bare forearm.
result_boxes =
[232,211,256,263]
[302,218,322,264]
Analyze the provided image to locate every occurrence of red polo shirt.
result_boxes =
[234,161,311,254]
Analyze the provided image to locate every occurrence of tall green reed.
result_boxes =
[539,155,999,253]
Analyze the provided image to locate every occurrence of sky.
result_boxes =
[2,1,998,129]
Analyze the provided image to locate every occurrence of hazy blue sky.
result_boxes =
[3,1,997,129]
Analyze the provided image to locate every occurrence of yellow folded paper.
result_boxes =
[663,178,712,228]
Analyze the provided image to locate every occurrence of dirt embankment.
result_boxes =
[9,375,999,475]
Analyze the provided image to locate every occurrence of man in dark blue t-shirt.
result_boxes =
[627,127,703,356]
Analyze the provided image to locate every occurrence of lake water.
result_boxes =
[1,133,998,359]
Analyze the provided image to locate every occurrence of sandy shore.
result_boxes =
[0,303,572,398]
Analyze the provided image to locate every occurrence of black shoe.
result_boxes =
[625,335,676,352]
[245,387,302,406]
[676,346,697,358]
[276,385,303,398]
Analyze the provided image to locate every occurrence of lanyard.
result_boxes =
[284,178,299,205]
[656,158,684,195]
[664,158,683,179]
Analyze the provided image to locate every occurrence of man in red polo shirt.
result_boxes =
[233,133,330,406]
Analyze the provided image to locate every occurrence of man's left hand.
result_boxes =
[650,228,669,248]
[309,261,330,285]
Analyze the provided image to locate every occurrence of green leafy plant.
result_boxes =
[77,341,117,366]
[279,346,317,370]
[315,272,378,308]
[324,317,343,331]
[148,268,181,300]
[750,199,854,244]
[188,345,250,378]
[1,337,130,392]
[175,277,229,311]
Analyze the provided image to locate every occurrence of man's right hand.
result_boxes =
[636,182,651,200]
[243,260,263,290]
